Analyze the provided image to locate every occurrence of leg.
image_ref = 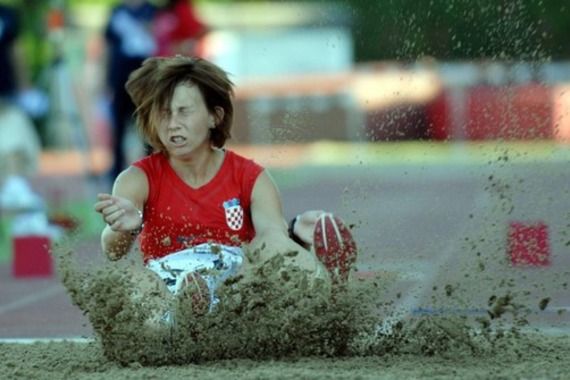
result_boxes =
[127,265,173,304]
[70,262,174,335]
[109,98,126,180]
[146,245,232,317]
[124,265,174,326]
[175,271,211,317]
[109,89,135,180]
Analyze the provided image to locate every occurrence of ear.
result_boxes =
[212,106,225,126]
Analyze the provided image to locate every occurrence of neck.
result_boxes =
[169,146,222,186]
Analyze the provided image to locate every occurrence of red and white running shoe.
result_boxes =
[313,213,358,283]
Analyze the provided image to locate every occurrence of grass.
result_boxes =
[0,219,11,263]
[305,140,570,166]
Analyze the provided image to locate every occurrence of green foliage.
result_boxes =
[294,0,570,62]
[8,0,570,73]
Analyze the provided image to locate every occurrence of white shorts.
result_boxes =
[146,243,244,305]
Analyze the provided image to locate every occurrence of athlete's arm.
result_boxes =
[94,166,149,260]
[249,171,326,278]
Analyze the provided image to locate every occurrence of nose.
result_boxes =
[167,113,180,130]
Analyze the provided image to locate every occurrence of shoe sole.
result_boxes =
[313,213,358,282]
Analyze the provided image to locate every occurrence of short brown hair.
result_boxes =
[125,56,234,151]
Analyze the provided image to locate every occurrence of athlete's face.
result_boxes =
[158,83,214,157]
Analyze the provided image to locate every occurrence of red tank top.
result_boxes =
[133,150,264,262]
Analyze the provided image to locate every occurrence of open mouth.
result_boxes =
[170,136,187,145]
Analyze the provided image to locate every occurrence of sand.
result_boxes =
[1,242,568,379]
[1,331,569,379]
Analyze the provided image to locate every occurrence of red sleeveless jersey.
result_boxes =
[132,150,264,262]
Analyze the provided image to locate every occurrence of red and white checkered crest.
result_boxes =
[223,198,243,231]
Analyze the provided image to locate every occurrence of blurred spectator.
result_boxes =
[0,3,19,102]
[0,4,41,179]
[0,4,53,241]
[154,0,208,57]
[104,0,157,181]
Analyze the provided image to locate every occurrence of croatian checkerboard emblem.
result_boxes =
[223,198,243,231]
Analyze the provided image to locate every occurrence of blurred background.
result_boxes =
[0,0,569,338]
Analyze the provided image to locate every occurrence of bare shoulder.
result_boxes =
[252,170,279,196]
[112,166,149,202]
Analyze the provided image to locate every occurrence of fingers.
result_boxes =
[94,195,127,229]
[94,193,114,213]
[97,193,113,201]
[94,199,113,213]
[104,207,126,227]
[94,193,140,232]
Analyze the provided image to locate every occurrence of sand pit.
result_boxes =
[1,329,569,379]
[1,241,568,379]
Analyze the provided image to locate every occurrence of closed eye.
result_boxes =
[178,107,192,115]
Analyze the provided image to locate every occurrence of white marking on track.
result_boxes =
[0,337,94,344]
